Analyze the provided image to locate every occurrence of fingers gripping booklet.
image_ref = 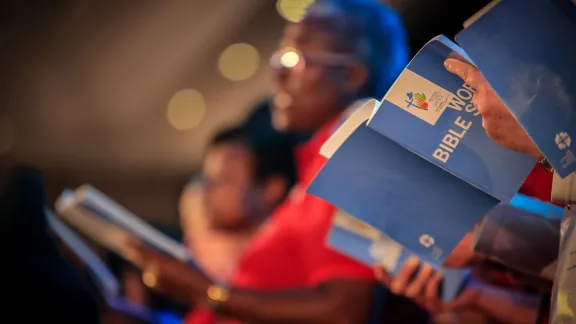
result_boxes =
[456,0,576,179]
[55,185,201,273]
[313,0,576,301]
[309,37,537,269]
[308,35,544,299]
[327,209,469,301]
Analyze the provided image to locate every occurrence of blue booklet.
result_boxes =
[307,35,537,268]
[55,185,199,270]
[473,194,562,281]
[328,209,469,300]
[455,0,576,178]
[509,194,564,220]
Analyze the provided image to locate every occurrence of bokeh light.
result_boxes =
[276,0,315,23]
[217,43,260,81]
[166,89,207,131]
[280,49,300,68]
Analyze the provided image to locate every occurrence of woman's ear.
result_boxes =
[261,176,289,208]
[343,63,369,94]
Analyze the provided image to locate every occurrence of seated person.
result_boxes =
[131,1,430,323]
[180,126,298,282]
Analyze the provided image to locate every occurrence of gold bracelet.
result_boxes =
[206,284,230,312]
[538,158,554,173]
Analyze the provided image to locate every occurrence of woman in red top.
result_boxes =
[133,1,428,323]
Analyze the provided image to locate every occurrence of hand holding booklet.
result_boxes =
[55,185,201,274]
[310,0,576,299]
[327,209,469,301]
[309,35,537,269]
[45,209,155,322]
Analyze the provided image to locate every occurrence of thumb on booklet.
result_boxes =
[444,58,482,90]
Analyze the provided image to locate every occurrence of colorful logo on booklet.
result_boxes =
[405,92,429,110]
[385,70,453,126]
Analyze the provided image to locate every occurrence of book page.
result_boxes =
[321,99,377,159]
[75,185,191,262]
[366,35,536,202]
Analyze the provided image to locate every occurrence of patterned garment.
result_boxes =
[551,207,576,323]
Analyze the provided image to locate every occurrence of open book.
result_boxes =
[310,0,576,276]
[55,185,199,271]
[308,33,538,268]
[456,0,576,179]
[327,209,468,300]
[45,209,155,322]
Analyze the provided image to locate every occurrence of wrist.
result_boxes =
[538,157,554,172]
[187,275,212,302]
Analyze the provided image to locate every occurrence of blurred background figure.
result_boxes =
[180,117,299,282]
[0,166,100,323]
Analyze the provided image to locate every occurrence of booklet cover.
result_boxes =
[367,35,537,202]
[456,0,576,178]
[307,35,539,268]
[473,195,562,280]
[509,194,565,220]
[56,185,198,269]
[328,210,469,300]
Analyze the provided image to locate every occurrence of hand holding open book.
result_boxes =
[444,59,542,159]
[374,256,479,314]
[54,185,215,306]
[129,241,211,304]
[314,0,576,301]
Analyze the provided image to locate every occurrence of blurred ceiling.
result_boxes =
[0,0,283,176]
[0,0,491,177]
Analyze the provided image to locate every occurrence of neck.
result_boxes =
[212,216,265,234]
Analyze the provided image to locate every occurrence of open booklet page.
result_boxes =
[56,186,199,271]
[456,0,576,178]
[308,117,499,267]
[307,34,542,268]
[366,35,536,202]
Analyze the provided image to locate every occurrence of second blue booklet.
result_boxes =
[307,36,537,267]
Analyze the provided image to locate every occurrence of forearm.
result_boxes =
[214,281,372,324]
[474,284,541,324]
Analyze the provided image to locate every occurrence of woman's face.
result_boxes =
[201,141,259,229]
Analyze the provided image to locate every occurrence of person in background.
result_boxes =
[0,165,101,323]
[373,58,566,323]
[134,0,430,323]
[180,125,298,282]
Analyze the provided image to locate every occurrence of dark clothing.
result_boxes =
[0,166,100,323]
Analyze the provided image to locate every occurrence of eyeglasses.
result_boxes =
[269,47,357,72]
